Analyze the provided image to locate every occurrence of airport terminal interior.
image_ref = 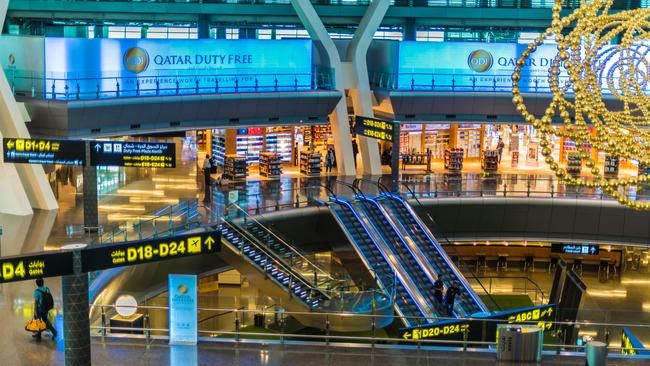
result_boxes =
[4,0,650,365]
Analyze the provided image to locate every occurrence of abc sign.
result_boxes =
[123,47,149,74]
[467,49,493,73]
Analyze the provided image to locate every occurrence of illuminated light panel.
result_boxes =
[152,177,197,184]
[586,289,627,298]
[621,279,650,285]
[116,189,165,196]
[154,183,197,190]
[98,204,146,212]
[129,196,180,205]
[642,303,650,311]
[578,331,599,337]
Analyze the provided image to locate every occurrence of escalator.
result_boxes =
[353,196,448,317]
[329,197,433,326]
[378,193,487,317]
[219,221,329,309]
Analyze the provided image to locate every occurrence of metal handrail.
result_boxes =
[389,180,499,312]
[220,220,327,301]
[96,200,200,244]
[226,202,339,283]
[88,302,650,355]
[8,69,335,101]
[472,276,548,305]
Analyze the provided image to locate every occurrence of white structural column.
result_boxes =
[0,1,58,212]
[0,1,32,216]
[345,0,389,175]
[291,0,356,176]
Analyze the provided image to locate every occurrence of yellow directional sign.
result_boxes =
[81,231,221,272]
[3,138,86,166]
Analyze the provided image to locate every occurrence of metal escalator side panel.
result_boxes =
[361,196,440,289]
[384,194,488,314]
[341,198,436,322]
[353,197,450,319]
[328,199,423,326]
[219,223,328,308]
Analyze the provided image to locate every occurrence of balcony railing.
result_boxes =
[4,68,335,101]
[13,0,609,9]
[370,71,642,95]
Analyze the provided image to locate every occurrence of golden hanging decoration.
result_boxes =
[512,0,650,210]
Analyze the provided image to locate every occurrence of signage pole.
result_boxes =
[62,248,91,366]
[82,142,99,233]
[391,122,401,193]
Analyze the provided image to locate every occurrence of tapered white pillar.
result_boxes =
[292,0,388,176]
[0,2,58,212]
[0,1,31,215]
[346,0,390,176]
[291,0,356,176]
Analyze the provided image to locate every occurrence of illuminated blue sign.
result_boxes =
[397,41,646,94]
[551,243,599,255]
[168,274,198,344]
[44,38,313,98]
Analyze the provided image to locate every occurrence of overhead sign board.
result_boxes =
[3,138,85,166]
[551,243,599,255]
[81,231,220,272]
[354,116,394,142]
[0,251,74,284]
[89,141,176,168]
[399,304,556,342]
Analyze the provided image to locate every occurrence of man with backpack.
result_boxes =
[33,278,57,340]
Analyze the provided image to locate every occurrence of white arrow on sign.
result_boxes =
[94,143,102,152]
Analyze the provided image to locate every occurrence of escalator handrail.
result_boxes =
[385,185,493,313]
[354,178,390,196]
[339,196,436,321]
[329,197,421,324]
[391,188,501,312]
[227,202,338,283]
[221,220,330,302]
[356,195,447,317]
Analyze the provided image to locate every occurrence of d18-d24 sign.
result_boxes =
[81,231,220,272]
[354,116,394,142]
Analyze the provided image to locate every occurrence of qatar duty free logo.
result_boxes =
[123,47,149,73]
[177,284,189,295]
[467,49,493,73]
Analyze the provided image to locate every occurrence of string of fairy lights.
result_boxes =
[512,0,650,209]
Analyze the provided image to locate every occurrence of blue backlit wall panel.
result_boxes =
[44,38,313,98]
[397,41,647,95]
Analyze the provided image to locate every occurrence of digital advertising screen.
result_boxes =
[397,41,645,95]
[44,38,313,98]
[3,138,86,166]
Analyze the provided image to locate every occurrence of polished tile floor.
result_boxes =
[11,338,650,366]
[3,150,650,364]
